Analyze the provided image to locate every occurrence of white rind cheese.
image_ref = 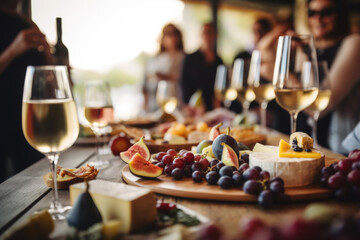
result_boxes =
[249,146,325,187]
[70,180,157,234]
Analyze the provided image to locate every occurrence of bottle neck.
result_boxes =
[56,18,63,42]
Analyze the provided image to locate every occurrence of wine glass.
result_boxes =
[231,58,256,116]
[22,66,79,220]
[214,64,238,108]
[306,61,331,146]
[273,35,319,134]
[84,80,114,169]
[248,50,275,130]
[156,80,178,115]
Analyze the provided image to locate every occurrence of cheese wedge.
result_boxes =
[250,146,324,187]
[252,143,277,153]
[279,139,322,159]
[70,180,157,234]
[290,132,313,149]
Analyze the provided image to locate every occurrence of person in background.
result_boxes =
[180,22,223,111]
[0,0,53,182]
[143,23,184,112]
[306,0,360,154]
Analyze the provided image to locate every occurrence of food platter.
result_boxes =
[122,157,338,202]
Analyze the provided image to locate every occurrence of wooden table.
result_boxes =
[0,129,358,239]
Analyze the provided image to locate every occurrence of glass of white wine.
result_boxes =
[273,35,319,134]
[215,64,238,108]
[84,80,114,169]
[22,66,79,220]
[156,80,178,114]
[232,58,256,116]
[306,61,331,146]
[248,50,275,130]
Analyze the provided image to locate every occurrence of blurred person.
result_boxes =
[143,23,184,112]
[0,0,53,182]
[180,22,223,111]
[306,0,360,154]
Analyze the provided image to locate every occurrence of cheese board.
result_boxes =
[122,157,338,202]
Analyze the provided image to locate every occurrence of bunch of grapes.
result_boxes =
[153,149,285,208]
[320,149,360,201]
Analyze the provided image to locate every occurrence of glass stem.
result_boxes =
[290,111,299,134]
[242,101,250,117]
[95,132,101,162]
[312,112,320,146]
[260,101,268,129]
[48,153,61,211]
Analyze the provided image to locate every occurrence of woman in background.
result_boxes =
[143,23,184,112]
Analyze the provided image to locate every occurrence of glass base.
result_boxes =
[47,203,72,220]
[88,160,110,169]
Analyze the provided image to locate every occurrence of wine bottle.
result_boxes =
[54,17,69,67]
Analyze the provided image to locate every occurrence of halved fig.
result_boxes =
[221,142,239,169]
[129,153,163,178]
[209,122,223,141]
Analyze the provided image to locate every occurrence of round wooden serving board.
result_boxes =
[122,157,337,202]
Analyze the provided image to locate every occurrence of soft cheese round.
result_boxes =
[249,146,325,187]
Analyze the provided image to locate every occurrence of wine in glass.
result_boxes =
[306,61,331,146]
[232,58,256,116]
[248,50,275,130]
[156,80,178,115]
[273,35,319,134]
[214,64,238,108]
[84,80,114,168]
[22,66,79,220]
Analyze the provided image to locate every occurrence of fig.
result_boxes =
[212,130,239,160]
[237,142,249,151]
[196,140,213,153]
[109,133,131,156]
[209,122,223,141]
[67,181,102,231]
[120,136,150,163]
[129,153,163,178]
[221,142,239,169]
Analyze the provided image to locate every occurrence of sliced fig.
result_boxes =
[209,122,223,141]
[120,136,150,163]
[129,153,163,178]
[221,142,239,169]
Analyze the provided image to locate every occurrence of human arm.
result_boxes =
[321,35,360,117]
[0,28,52,75]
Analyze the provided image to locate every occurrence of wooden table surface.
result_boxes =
[0,129,358,239]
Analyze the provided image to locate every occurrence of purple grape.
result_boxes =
[219,166,234,177]
[347,170,360,184]
[335,186,352,201]
[242,168,259,181]
[320,174,330,187]
[216,162,225,171]
[164,164,174,176]
[271,177,284,186]
[218,176,233,189]
[241,153,249,163]
[162,154,173,165]
[327,174,346,189]
[192,162,203,172]
[258,190,273,209]
[192,170,203,183]
[167,149,178,157]
[171,168,184,180]
[156,152,166,161]
[321,166,335,176]
[253,166,262,173]
[260,171,270,181]
[183,152,194,164]
[197,223,223,240]
[183,164,193,178]
[205,171,219,185]
[199,159,210,170]
[238,163,249,173]
[179,149,188,156]
[338,159,353,174]
[269,181,284,195]
[352,161,360,170]
[243,180,262,195]
[173,157,184,169]
[210,159,220,168]
[155,162,164,169]
[232,173,243,187]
